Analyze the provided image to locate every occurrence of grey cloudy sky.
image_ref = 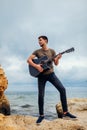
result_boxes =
[0,0,87,91]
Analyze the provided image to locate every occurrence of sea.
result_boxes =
[5,86,87,120]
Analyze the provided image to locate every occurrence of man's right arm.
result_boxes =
[27,54,43,72]
[27,54,36,67]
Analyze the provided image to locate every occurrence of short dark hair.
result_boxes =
[38,36,48,43]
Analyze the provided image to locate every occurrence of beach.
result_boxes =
[0,98,87,130]
[0,86,86,129]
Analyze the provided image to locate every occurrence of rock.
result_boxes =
[0,65,8,90]
[21,104,32,108]
[0,65,10,115]
[56,98,87,117]
[56,98,87,129]
[0,98,87,130]
[0,94,10,115]
[0,113,85,130]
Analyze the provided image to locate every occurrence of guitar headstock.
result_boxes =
[65,47,75,53]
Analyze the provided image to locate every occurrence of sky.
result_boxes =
[0,0,87,91]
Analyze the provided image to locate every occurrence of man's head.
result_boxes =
[38,36,48,43]
[38,36,48,47]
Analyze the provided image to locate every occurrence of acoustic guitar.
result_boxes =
[28,47,75,77]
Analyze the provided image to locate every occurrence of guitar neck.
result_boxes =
[53,50,66,58]
[48,47,74,62]
[50,50,66,61]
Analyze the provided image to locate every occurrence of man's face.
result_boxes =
[38,38,47,47]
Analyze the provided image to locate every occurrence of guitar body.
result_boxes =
[29,56,50,77]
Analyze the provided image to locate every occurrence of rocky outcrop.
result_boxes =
[56,98,87,117]
[0,65,10,115]
[0,98,87,130]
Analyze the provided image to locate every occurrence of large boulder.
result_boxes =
[56,98,87,118]
[0,65,10,115]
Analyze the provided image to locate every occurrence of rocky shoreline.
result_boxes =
[0,98,87,130]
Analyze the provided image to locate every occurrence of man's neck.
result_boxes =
[42,44,49,51]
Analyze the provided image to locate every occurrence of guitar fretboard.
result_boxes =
[46,47,75,63]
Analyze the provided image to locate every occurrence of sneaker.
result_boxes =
[63,112,77,120]
[36,116,44,124]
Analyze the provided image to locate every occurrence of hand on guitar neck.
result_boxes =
[54,54,62,65]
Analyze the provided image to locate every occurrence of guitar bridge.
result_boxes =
[41,64,50,70]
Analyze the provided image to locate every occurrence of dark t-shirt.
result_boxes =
[32,48,56,75]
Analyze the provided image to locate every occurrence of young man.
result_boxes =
[27,36,77,124]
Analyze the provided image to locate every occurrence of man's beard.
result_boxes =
[40,44,44,47]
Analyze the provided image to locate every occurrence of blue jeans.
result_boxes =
[38,72,68,115]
